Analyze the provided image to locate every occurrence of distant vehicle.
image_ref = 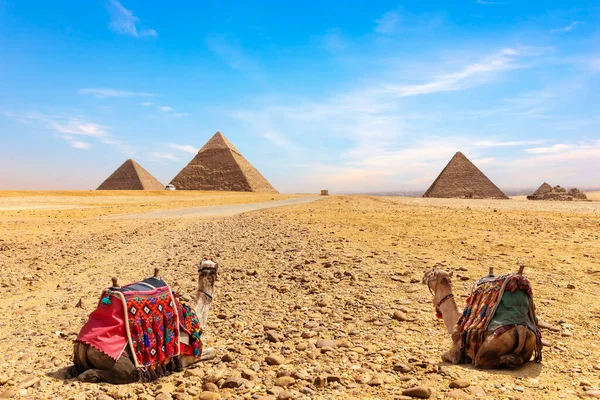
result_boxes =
[165,184,176,191]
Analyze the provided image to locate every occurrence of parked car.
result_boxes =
[165,184,176,190]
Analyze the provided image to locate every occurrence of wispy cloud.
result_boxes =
[526,143,573,154]
[79,88,156,98]
[149,152,179,161]
[107,0,157,38]
[3,111,132,154]
[375,11,400,34]
[205,34,267,83]
[158,106,173,112]
[475,0,505,4]
[384,48,542,97]
[322,29,346,53]
[168,143,198,154]
[173,112,191,118]
[141,101,154,106]
[550,21,581,33]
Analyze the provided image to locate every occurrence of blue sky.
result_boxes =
[0,0,599,193]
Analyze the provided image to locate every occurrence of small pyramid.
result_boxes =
[97,159,164,190]
[169,132,278,193]
[423,152,508,199]
[533,182,553,196]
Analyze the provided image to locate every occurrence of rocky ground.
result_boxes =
[1,193,600,400]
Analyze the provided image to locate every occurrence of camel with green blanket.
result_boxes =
[422,266,542,369]
[67,259,218,383]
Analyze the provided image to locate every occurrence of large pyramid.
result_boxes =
[97,159,164,190]
[423,152,508,199]
[169,132,278,193]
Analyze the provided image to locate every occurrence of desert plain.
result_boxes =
[1,191,600,400]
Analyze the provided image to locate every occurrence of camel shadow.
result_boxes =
[46,366,75,382]
[448,361,543,378]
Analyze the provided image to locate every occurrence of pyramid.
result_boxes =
[423,152,508,199]
[169,132,278,193]
[533,182,552,196]
[97,159,164,190]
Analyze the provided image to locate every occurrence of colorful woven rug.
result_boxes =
[457,273,542,362]
[76,276,202,381]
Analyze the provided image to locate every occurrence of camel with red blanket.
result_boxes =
[67,259,218,383]
[422,266,542,369]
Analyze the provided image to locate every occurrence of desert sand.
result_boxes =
[1,191,599,400]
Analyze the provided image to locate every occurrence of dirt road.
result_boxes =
[107,196,323,219]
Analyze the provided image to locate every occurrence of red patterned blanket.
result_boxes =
[76,277,202,381]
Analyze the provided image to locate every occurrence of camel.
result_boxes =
[422,267,541,369]
[67,259,218,383]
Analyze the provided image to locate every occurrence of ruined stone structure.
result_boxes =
[527,183,588,201]
[423,152,508,199]
[97,159,164,190]
[170,132,278,193]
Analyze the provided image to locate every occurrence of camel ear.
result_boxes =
[449,271,454,278]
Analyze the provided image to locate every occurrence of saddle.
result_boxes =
[76,275,202,381]
[457,272,542,363]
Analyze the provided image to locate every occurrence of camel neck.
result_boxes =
[435,285,460,335]
[195,277,214,330]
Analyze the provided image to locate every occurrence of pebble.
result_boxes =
[393,364,412,373]
[96,396,115,400]
[393,310,413,322]
[266,330,284,342]
[275,376,295,387]
[513,386,525,392]
[585,390,600,398]
[197,393,221,400]
[265,355,286,365]
[402,386,432,398]
[449,379,471,389]
[155,393,173,400]
[202,383,219,392]
[221,377,247,389]
[17,376,39,389]
[444,389,472,399]
[315,339,337,348]
[0,389,17,399]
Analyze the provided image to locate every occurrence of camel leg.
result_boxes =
[474,326,536,369]
[76,346,136,384]
[180,347,216,368]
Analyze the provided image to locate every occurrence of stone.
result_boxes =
[198,393,221,400]
[155,393,173,400]
[277,391,296,400]
[265,355,286,365]
[393,364,412,373]
[402,386,432,399]
[465,386,485,397]
[266,330,284,343]
[221,377,247,389]
[97,396,115,400]
[156,382,176,394]
[221,353,235,362]
[367,377,382,386]
[242,369,258,380]
[444,389,472,399]
[263,322,280,330]
[17,376,39,389]
[0,390,17,399]
[449,379,471,389]
[585,390,600,398]
[393,310,413,322]
[275,376,295,387]
[315,339,337,348]
[202,383,219,392]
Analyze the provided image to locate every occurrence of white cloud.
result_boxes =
[4,111,133,154]
[141,101,154,106]
[475,0,505,4]
[158,106,174,112]
[78,88,156,98]
[107,0,157,38]
[551,21,581,33]
[168,143,198,154]
[375,11,400,35]
[526,143,573,154]
[205,34,267,83]
[173,113,191,118]
[384,48,540,97]
[149,152,179,161]
[61,136,91,150]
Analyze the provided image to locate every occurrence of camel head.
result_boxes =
[198,258,218,286]
[422,268,454,295]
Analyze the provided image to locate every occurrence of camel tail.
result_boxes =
[499,325,529,368]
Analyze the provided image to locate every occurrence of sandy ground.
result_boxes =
[0,192,599,400]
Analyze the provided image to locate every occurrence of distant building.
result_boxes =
[97,159,164,190]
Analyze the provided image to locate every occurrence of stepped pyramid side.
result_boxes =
[423,152,508,199]
[533,182,553,196]
[169,132,278,193]
[97,159,164,190]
